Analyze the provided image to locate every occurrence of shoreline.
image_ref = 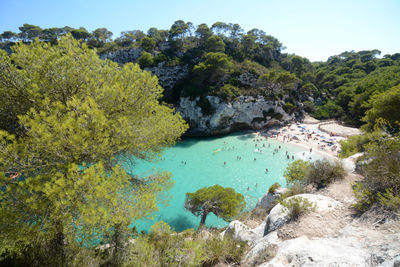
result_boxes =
[259,117,361,162]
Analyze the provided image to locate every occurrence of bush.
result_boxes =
[353,133,400,212]
[306,159,345,188]
[280,183,308,200]
[215,84,240,101]
[284,160,311,185]
[338,131,382,158]
[283,102,296,113]
[268,182,281,194]
[138,51,154,68]
[202,236,246,266]
[280,196,316,220]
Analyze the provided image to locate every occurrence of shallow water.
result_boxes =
[124,131,322,232]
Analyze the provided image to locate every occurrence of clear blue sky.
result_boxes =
[1,0,399,61]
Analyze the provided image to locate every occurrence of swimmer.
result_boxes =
[310,148,312,153]
[265,168,269,173]
[256,183,258,187]
[287,155,289,159]
[224,161,226,165]
[303,152,305,156]
[279,145,281,149]
[292,155,294,160]
[254,158,257,161]
[247,186,250,191]
[268,144,270,148]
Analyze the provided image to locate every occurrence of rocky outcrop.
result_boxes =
[99,48,143,64]
[177,95,294,136]
[263,194,342,236]
[221,220,265,245]
[148,62,188,91]
[258,235,370,267]
[255,187,288,213]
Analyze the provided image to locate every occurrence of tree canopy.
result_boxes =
[0,35,188,265]
[184,185,245,228]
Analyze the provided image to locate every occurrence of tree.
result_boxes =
[284,160,311,185]
[193,52,233,85]
[70,27,91,41]
[18,24,43,42]
[184,185,245,228]
[138,51,154,68]
[205,35,225,53]
[140,36,156,52]
[0,35,188,264]
[92,27,113,43]
[195,23,213,46]
[362,85,400,133]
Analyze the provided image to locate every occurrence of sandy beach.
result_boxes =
[261,116,362,160]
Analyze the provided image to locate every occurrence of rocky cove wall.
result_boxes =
[177,95,295,136]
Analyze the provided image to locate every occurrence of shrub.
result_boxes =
[216,84,240,101]
[378,189,400,211]
[352,183,374,212]
[279,183,308,200]
[280,196,316,221]
[283,102,296,113]
[202,236,246,266]
[268,182,281,194]
[138,51,154,68]
[338,131,382,158]
[284,160,311,185]
[306,159,345,188]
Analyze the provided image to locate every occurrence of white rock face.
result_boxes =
[342,152,364,173]
[177,95,293,135]
[243,231,280,266]
[222,220,265,245]
[264,194,342,235]
[256,187,288,212]
[258,236,371,267]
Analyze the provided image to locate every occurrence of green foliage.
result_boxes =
[362,84,400,133]
[280,183,308,200]
[283,159,344,189]
[283,160,311,185]
[283,101,296,113]
[184,185,246,228]
[121,222,246,267]
[352,183,374,212]
[338,131,381,158]
[258,69,299,98]
[0,35,188,264]
[313,100,343,119]
[353,132,400,212]
[280,197,316,221]
[306,160,345,188]
[193,52,233,85]
[140,36,156,52]
[378,189,400,211]
[268,182,281,193]
[216,83,240,101]
[205,35,225,53]
[138,51,155,68]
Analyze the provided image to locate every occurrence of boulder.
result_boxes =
[256,187,288,213]
[257,236,370,267]
[243,231,280,266]
[263,194,342,236]
[222,220,265,245]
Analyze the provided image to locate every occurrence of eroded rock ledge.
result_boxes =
[177,95,295,136]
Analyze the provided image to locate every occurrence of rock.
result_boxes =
[243,231,280,266]
[177,96,292,136]
[99,48,143,64]
[342,152,364,173]
[222,220,265,245]
[148,62,188,91]
[263,194,342,236]
[256,187,288,213]
[393,255,400,267]
[258,236,371,266]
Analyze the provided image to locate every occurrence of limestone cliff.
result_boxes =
[177,95,295,136]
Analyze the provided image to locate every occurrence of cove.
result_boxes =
[124,131,322,232]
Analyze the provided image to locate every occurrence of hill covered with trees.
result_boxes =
[1,21,400,132]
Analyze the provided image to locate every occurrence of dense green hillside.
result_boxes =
[2,21,400,130]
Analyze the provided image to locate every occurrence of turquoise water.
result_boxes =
[124,131,321,232]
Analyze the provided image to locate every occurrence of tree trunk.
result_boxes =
[199,211,208,227]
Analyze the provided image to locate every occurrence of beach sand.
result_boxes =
[261,116,362,161]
